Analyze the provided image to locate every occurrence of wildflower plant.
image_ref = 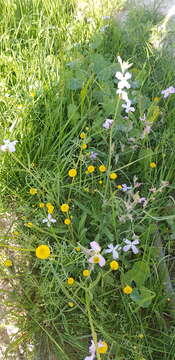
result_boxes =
[1,2,175,360]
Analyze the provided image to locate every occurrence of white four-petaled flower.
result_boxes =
[115,72,132,89]
[0,139,18,153]
[42,214,56,227]
[88,241,106,267]
[122,100,135,113]
[123,238,139,254]
[104,243,121,259]
[161,86,175,99]
[102,118,114,130]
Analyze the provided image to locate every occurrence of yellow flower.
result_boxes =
[75,247,81,252]
[80,132,86,139]
[92,255,100,264]
[117,185,122,189]
[25,222,33,228]
[67,277,74,285]
[81,144,87,150]
[64,218,71,225]
[87,165,95,173]
[4,259,13,267]
[99,180,103,184]
[47,205,54,214]
[30,91,36,97]
[68,302,75,307]
[12,231,20,237]
[123,285,133,294]
[98,341,108,354]
[83,269,90,277]
[39,202,45,208]
[138,333,144,339]
[29,187,37,195]
[110,172,118,180]
[68,168,77,177]
[60,203,69,212]
[110,260,119,271]
[153,97,160,102]
[150,162,157,168]
[35,245,51,259]
[99,165,106,173]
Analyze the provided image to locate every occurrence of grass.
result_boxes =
[0,0,175,359]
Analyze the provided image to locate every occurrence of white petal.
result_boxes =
[123,239,131,245]
[90,241,101,252]
[115,71,123,80]
[42,218,48,223]
[104,249,112,254]
[132,245,139,254]
[51,219,56,223]
[99,255,106,267]
[125,72,132,80]
[112,250,119,259]
[123,245,131,252]
[132,239,139,245]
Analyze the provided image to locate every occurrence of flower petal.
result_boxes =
[90,241,101,252]
[115,71,123,80]
[123,239,131,245]
[123,245,131,252]
[131,245,139,254]
[99,255,106,267]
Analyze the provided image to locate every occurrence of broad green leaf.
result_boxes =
[130,287,155,308]
[121,261,150,287]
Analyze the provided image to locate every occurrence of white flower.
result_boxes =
[88,241,106,267]
[102,118,114,129]
[122,100,135,113]
[123,238,139,254]
[161,86,175,99]
[84,340,96,360]
[117,56,133,74]
[0,139,18,153]
[104,243,121,259]
[42,214,56,227]
[121,184,132,192]
[116,89,129,102]
[115,71,132,89]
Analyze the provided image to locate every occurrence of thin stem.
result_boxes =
[85,289,101,360]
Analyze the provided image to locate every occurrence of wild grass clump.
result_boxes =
[1,1,175,359]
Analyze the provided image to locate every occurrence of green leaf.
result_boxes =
[130,287,155,308]
[121,261,150,287]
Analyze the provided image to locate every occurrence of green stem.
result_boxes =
[85,290,101,360]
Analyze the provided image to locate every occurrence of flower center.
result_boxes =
[93,255,100,263]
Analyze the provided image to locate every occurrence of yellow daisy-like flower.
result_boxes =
[123,285,133,294]
[81,144,87,150]
[110,172,118,180]
[35,245,51,259]
[68,168,77,177]
[29,187,37,195]
[99,165,107,173]
[110,260,119,271]
[98,341,108,354]
[80,132,86,139]
[68,302,75,307]
[75,247,81,252]
[64,218,71,225]
[30,91,36,97]
[46,202,52,208]
[138,333,144,339]
[117,185,122,189]
[83,269,90,277]
[12,231,20,237]
[150,162,157,168]
[67,277,74,285]
[39,202,45,208]
[60,203,69,212]
[25,222,33,228]
[87,165,95,173]
[99,180,103,184]
[47,205,54,214]
[4,259,13,267]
